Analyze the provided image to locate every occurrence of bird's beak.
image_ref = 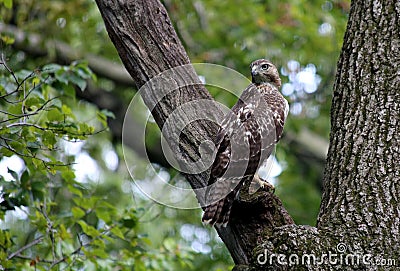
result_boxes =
[251,66,259,77]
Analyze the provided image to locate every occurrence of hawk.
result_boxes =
[202,59,289,226]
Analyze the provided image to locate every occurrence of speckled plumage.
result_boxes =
[202,59,289,226]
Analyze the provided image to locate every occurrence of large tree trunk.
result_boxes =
[317,0,400,265]
[95,0,399,269]
[252,1,400,270]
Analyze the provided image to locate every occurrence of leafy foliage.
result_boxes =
[0,0,12,9]
[0,57,197,270]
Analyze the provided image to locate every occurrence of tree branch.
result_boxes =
[7,236,44,260]
[94,0,295,264]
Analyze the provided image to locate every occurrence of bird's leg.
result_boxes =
[249,174,275,194]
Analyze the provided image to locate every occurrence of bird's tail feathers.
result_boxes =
[202,192,234,227]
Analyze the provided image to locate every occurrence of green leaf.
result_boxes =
[46,108,63,122]
[51,81,68,93]
[15,70,32,80]
[24,96,44,112]
[79,123,94,135]
[9,140,24,151]
[31,181,45,200]
[72,62,94,80]
[0,230,12,249]
[140,237,152,246]
[0,34,14,44]
[100,109,115,119]
[20,170,29,186]
[77,220,100,238]
[42,63,62,74]
[58,224,70,240]
[26,141,41,149]
[32,158,45,169]
[62,170,75,182]
[73,197,97,210]
[91,238,105,249]
[61,104,72,115]
[63,83,76,98]
[111,227,125,240]
[68,185,83,197]
[0,147,13,157]
[96,211,110,223]
[33,210,48,230]
[68,72,87,91]
[122,218,137,228]
[8,104,22,115]
[50,97,62,110]
[97,110,113,127]
[42,130,56,149]
[55,69,69,85]
[91,248,108,259]
[72,206,86,219]
[71,60,88,67]
[163,238,176,251]
[0,127,10,136]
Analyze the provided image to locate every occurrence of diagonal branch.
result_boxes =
[7,236,44,260]
[95,0,294,264]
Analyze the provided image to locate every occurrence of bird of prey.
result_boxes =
[202,59,289,226]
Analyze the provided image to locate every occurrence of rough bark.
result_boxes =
[250,1,400,270]
[94,0,400,270]
[317,0,400,262]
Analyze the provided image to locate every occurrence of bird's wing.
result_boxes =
[208,86,260,184]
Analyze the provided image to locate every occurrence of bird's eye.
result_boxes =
[261,64,269,70]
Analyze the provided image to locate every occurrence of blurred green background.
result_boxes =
[0,0,350,270]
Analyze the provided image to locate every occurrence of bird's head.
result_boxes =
[250,59,281,88]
